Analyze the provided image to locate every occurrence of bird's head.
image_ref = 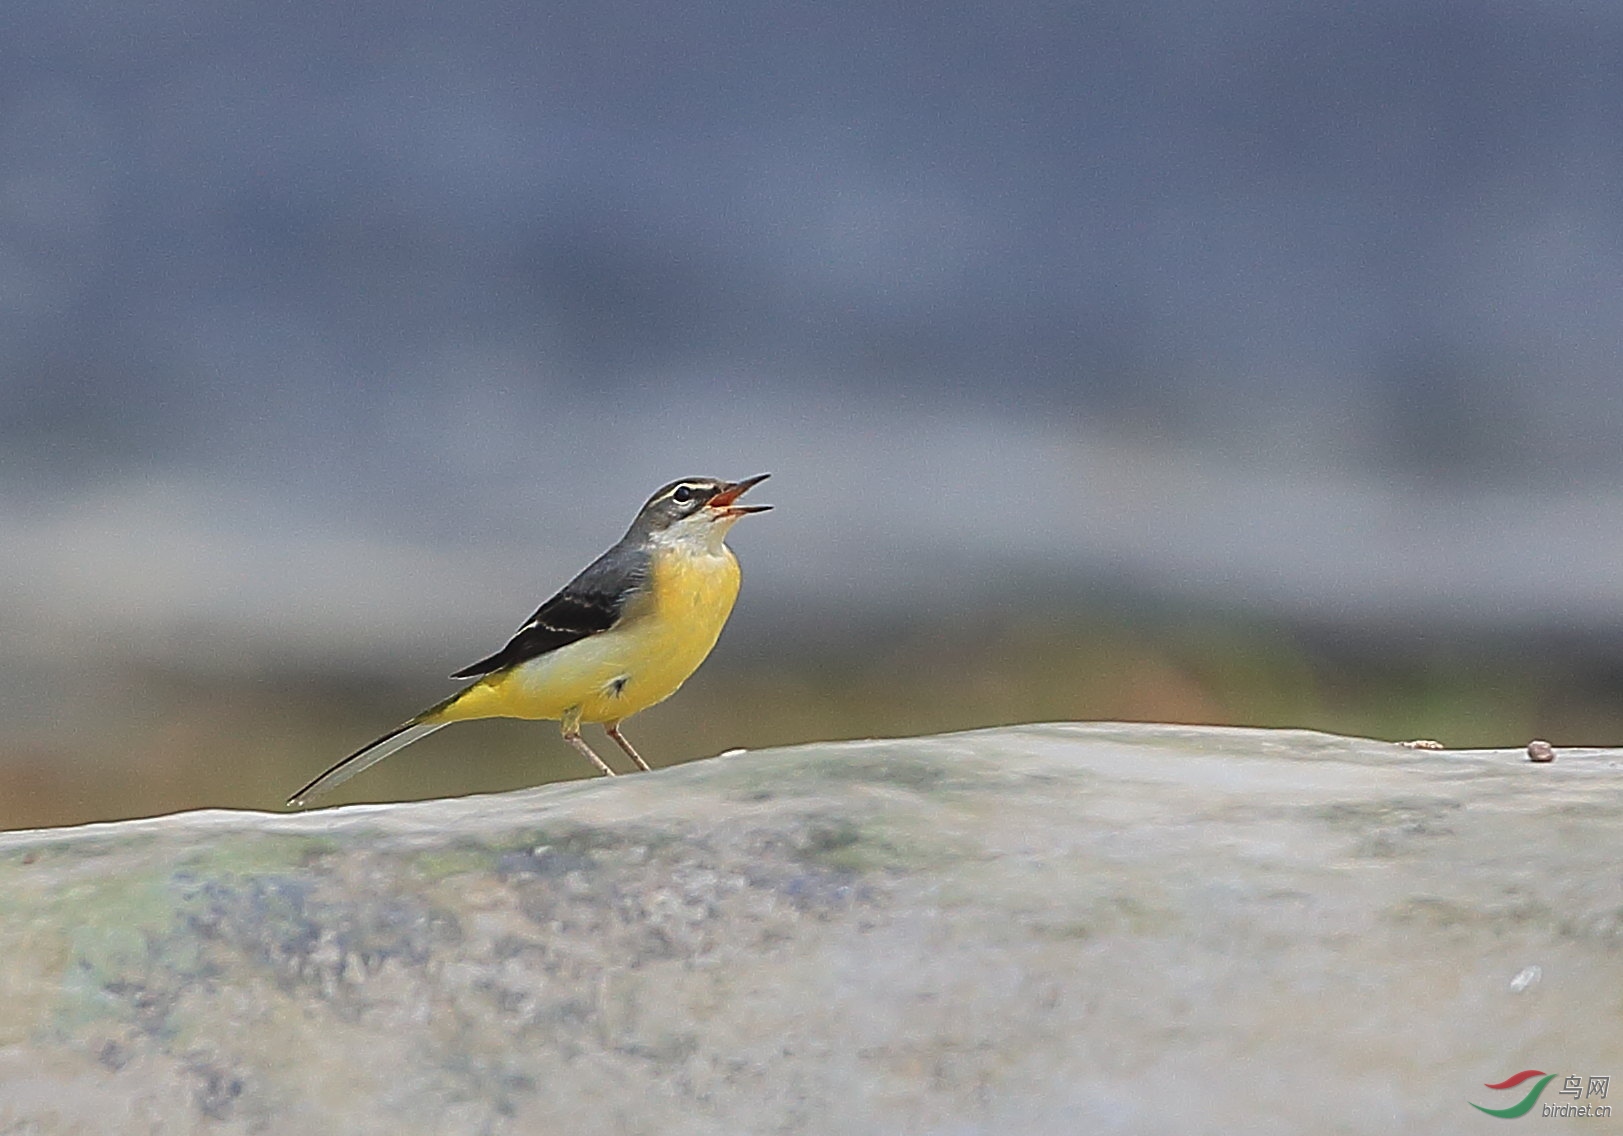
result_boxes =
[631,474,772,543]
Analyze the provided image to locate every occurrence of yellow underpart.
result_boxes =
[428,542,742,727]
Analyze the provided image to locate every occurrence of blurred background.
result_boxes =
[5,0,1623,828]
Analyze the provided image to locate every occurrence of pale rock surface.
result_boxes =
[0,724,1618,1134]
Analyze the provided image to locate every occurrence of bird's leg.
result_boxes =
[561,711,617,776]
[605,721,652,772]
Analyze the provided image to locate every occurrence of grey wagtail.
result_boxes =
[286,474,771,807]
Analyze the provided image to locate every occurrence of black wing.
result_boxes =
[449,540,650,679]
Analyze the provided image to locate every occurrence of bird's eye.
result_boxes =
[672,485,695,504]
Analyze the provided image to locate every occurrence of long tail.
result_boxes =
[286,693,461,807]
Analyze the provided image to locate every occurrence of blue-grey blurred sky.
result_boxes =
[5,0,1623,686]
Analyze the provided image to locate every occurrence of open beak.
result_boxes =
[709,473,772,516]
